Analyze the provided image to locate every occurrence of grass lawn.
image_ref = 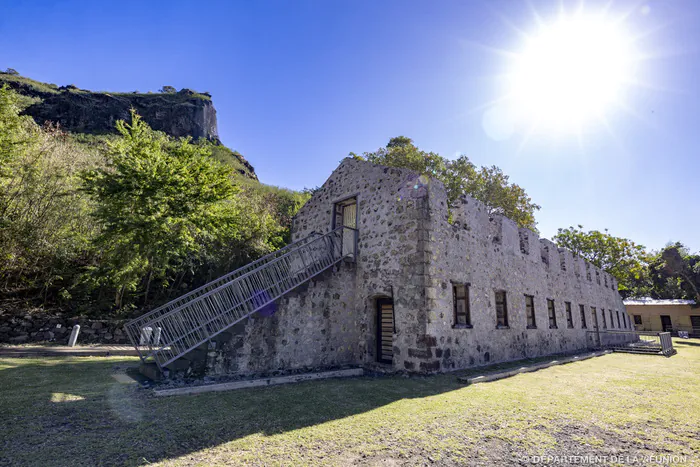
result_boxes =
[1,340,699,466]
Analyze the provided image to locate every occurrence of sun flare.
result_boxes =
[511,15,634,131]
[489,8,644,140]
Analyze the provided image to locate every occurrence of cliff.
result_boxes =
[0,72,257,179]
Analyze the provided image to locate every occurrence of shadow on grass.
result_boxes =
[673,340,700,347]
[0,356,464,466]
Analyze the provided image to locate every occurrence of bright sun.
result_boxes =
[508,13,636,133]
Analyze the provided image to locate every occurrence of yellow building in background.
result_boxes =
[624,299,700,336]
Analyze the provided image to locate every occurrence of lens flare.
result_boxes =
[509,13,636,132]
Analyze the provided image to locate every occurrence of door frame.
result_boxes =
[660,315,673,332]
[331,195,359,230]
[376,298,394,364]
[332,196,359,258]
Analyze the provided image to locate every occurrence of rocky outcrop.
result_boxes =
[0,73,257,179]
[25,89,220,141]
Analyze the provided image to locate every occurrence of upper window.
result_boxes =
[565,302,574,328]
[495,291,508,328]
[525,295,536,328]
[616,310,621,328]
[633,314,642,325]
[579,304,587,328]
[596,271,601,285]
[601,308,607,329]
[609,310,615,328]
[453,284,471,328]
[547,299,557,329]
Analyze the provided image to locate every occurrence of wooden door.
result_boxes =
[333,198,357,257]
[376,299,394,364]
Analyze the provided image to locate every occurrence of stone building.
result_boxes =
[205,157,634,375]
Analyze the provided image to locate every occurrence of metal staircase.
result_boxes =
[125,226,357,369]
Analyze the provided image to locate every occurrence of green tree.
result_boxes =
[0,84,37,174]
[647,243,700,303]
[356,136,540,229]
[552,225,647,295]
[159,85,176,94]
[463,165,539,229]
[81,110,237,307]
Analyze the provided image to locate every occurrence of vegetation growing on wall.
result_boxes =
[353,136,541,229]
[553,225,647,296]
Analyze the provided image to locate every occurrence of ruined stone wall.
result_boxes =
[212,158,633,376]
[215,158,433,374]
[421,181,633,371]
[0,310,128,345]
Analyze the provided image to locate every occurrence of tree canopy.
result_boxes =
[632,243,700,303]
[80,110,238,306]
[553,226,699,302]
[354,136,540,229]
[552,225,647,295]
[0,86,309,315]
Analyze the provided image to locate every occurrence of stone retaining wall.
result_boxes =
[0,311,128,345]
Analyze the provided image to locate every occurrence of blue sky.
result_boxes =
[2,0,698,252]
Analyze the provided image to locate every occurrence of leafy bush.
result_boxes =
[356,136,540,229]
[0,86,308,316]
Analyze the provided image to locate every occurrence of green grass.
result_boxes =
[1,339,699,466]
[0,73,212,101]
[0,73,61,94]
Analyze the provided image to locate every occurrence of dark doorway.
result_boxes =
[660,315,673,332]
[691,316,700,335]
[376,298,394,364]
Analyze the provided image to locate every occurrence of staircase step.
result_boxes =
[139,362,164,381]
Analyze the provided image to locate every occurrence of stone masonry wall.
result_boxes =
[422,180,634,371]
[0,311,128,345]
[209,158,633,376]
[213,158,433,374]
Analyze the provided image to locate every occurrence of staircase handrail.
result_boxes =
[126,231,323,330]
[125,226,354,367]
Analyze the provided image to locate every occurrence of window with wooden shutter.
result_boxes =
[525,295,536,329]
[547,299,557,329]
[453,284,471,328]
[495,291,508,328]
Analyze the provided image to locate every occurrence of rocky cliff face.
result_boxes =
[25,88,219,141]
[0,73,256,178]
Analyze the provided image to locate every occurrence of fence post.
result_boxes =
[68,325,80,347]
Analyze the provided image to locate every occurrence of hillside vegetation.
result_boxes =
[0,84,308,316]
[0,71,258,178]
